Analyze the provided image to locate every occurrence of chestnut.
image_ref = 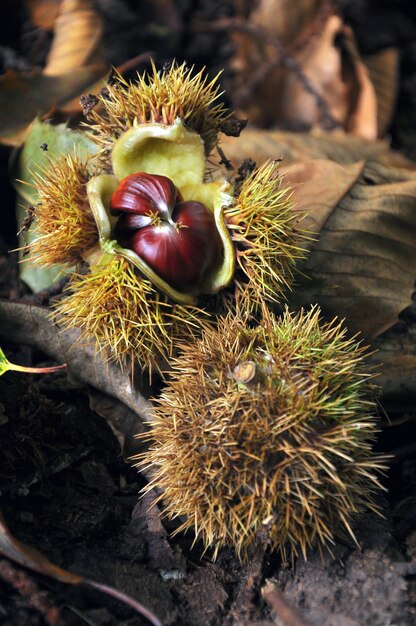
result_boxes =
[110,173,223,292]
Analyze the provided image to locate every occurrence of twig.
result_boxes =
[216,145,233,170]
[262,580,315,626]
[197,17,342,131]
[289,0,333,55]
[0,558,65,626]
[116,51,156,77]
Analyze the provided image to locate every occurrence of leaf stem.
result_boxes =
[8,363,67,375]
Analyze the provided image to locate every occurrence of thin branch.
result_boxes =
[0,559,65,626]
[196,17,342,130]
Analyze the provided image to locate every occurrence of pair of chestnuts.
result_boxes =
[111,172,222,293]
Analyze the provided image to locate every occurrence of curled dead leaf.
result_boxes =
[25,0,61,31]
[363,47,400,137]
[249,0,324,47]
[229,0,326,123]
[44,0,104,76]
[278,16,377,139]
[0,0,106,146]
[228,1,378,138]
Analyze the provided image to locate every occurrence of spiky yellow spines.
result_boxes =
[137,307,386,560]
[29,153,98,266]
[89,62,230,161]
[54,254,207,373]
[225,161,306,307]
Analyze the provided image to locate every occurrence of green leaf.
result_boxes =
[0,346,11,377]
[13,119,98,292]
[0,345,66,376]
[14,118,97,204]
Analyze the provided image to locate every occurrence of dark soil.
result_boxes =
[1,1,416,625]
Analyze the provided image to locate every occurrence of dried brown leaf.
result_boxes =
[370,321,416,403]
[220,127,415,169]
[25,0,61,30]
[281,159,365,233]
[285,159,416,337]
[0,66,107,146]
[335,24,378,140]
[280,14,351,128]
[373,352,416,403]
[44,0,104,76]
[364,47,400,137]
[249,0,323,46]
[279,16,377,138]
[228,0,329,127]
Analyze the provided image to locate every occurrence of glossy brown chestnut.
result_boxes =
[110,173,222,292]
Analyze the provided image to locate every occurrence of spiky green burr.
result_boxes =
[26,62,306,372]
[88,62,231,160]
[28,152,98,267]
[224,161,305,307]
[137,307,386,560]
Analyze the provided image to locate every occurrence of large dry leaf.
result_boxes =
[284,159,416,337]
[221,128,415,169]
[282,159,365,232]
[0,66,107,146]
